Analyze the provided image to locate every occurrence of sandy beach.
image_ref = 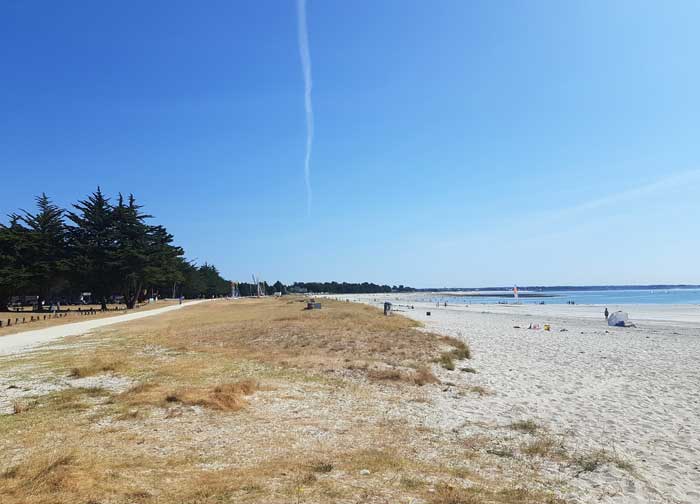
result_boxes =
[333,294,700,504]
[1,296,698,503]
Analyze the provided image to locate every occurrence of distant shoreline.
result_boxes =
[439,292,554,298]
[414,284,700,293]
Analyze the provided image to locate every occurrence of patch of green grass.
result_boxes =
[442,337,472,360]
[573,449,633,474]
[311,461,333,473]
[521,436,567,459]
[400,475,425,490]
[508,419,540,434]
[450,346,471,361]
[438,353,455,370]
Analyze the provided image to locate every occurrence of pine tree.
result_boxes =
[2,188,228,309]
[112,194,151,308]
[0,216,29,309]
[15,194,69,310]
[66,188,116,310]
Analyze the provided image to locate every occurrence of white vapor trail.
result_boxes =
[297,0,313,214]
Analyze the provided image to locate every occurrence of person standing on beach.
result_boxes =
[604,307,609,320]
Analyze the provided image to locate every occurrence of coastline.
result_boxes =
[328,293,700,504]
[335,292,700,325]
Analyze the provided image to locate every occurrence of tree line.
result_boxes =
[235,281,287,297]
[0,189,231,311]
[287,282,415,294]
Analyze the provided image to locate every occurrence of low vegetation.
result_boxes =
[428,483,566,504]
[521,436,567,459]
[68,358,122,378]
[435,337,471,370]
[164,380,258,411]
[0,298,568,504]
[572,449,634,474]
[509,419,540,434]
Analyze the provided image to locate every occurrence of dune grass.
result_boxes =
[509,419,540,434]
[0,297,567,504]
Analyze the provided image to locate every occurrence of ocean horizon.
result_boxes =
[420,288,700,305]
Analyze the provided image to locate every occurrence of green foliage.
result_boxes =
[1,189,229,310]
[438,353,456,370]
[288,281,414,294]
[66,188,117,308]
[1,194,70,310]
[0,217,27,307]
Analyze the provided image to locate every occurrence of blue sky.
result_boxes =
[2,1,699,287]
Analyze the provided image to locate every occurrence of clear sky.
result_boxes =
[2,1,699,287]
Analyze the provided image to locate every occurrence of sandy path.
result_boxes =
[340,294,700,504]
[0,300,211,356]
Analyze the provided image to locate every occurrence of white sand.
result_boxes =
[338,294,700,504]
[0,299,210,356]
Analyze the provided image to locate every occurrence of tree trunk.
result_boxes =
[124,289,134,309]
[0,294,10,312]
[125,282,142,309]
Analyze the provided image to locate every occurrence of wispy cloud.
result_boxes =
[297,0,313,214]
[550,169,700,219]
[433,169,700,250]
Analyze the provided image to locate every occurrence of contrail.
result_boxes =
[297,0,313,214]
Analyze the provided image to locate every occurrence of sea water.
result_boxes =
[422,288,700,306]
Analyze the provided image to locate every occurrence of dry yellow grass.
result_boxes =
[0,297,568,504]
[163,380,258,411]
[68,356,123,378]
[521,436,567,459]
[429,483,566,504]
[0,300,177,337]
